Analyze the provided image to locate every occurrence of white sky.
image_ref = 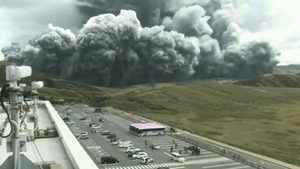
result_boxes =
[235,0,300,65]
[0,0,83,49]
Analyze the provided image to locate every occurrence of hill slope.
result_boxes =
[237,74,300,88]
[275,64,300,74]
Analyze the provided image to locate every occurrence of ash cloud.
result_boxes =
[10,0,279,86]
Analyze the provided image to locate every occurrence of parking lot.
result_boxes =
[56,104,255,169]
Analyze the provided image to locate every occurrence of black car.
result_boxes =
[63,116,70,122]
[79,117,87,121]
[107,134,117,139]
[101,131,112,135]
[110,138,118,142]
[157,167,170,169]
[101,156,119,164]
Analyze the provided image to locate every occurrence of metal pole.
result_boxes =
[33,95,38,130]
[9,83,21,169]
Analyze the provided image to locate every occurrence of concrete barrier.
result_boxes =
[43,101,99,169]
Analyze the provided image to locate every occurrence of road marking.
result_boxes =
[184,157,231,165]
[202,162,240,168]
[227,166,251,169]
[171,166,185,169]
[199,154,220,158]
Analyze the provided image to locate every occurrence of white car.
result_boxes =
[66,121,75,126]
[140,157,154,164]
[118,141,133,148]
[126,148,141,153]
[132,152,148,159]
[119,143,133,148]
[171,152,185,163]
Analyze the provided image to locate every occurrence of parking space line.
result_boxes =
[171,166,185,169]
[202,162,241,169]
[227,166,251,169]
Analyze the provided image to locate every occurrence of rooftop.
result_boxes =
[0,101,98,169]
[130,122,166,130]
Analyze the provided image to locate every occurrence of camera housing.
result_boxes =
[5,65,32,82]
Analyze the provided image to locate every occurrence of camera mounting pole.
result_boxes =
[5,65,32,169]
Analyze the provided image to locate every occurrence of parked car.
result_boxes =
[91,128,102,133]
[89,122,99,127]
[65,121,75,126]
[101,130,112,135]
[171,152,185,163]
[80,131,88,135]
[112,140,119,145]
[79,117,87,121]
[119,143,133,148]
[157,167,170,169]
[140,157,154,164]
[78,132,89,140]
[118,141,133,148]
[126,147,141,153]
[132,152,148,159]
[150,144,160,150]
[63,116,70,122]
[107,134,117,140]
[100,156,119,164]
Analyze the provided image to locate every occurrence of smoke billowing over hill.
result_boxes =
[3,0,278,86]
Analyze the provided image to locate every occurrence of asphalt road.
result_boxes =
[55,104,255,169]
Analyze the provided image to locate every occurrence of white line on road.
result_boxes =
[227,166,251,169]
[202,162,240,168]
[171,166,185,169]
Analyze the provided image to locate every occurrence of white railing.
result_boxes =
[43,101,99,169]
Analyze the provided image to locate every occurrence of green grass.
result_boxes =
[237,74,300,87]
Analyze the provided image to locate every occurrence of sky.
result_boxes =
[0,0,299,65]
[0,0,83,49]
[235,0,300,65]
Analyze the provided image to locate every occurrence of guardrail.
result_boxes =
[174,131,300,169]
[43,101,99,169]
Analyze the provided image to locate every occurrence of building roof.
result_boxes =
[130,122,166,130]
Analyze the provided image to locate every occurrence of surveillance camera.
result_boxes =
[31,81,44,89]
[19,83,27,88]
[6,65,32,82]
[0,51,4,62]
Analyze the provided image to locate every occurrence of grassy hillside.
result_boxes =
[237,74,300,87]
[275,65,300,74]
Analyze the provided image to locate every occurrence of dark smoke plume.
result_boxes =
[13,0,278,86]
